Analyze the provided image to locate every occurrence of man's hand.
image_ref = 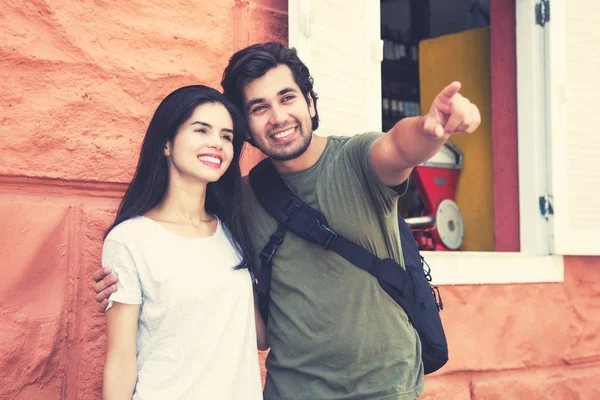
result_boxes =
[423,81,481,140]
[93,267,119,312]
[372,81,480,187]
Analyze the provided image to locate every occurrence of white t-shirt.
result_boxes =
[104,216,262,400]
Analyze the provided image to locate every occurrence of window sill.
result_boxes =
[422,251,565,285]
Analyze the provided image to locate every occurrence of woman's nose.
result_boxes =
[208,133,223,149]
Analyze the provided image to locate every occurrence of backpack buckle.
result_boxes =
[259,238,283,264]
[283,198,303,218]
[307,220,338,249]
[259,228,286,264]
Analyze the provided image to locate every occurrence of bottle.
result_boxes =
[382,78,390,129]
[391,98,398,122]
[398,99,406,119]
[394,31,404,62]
[410,43,418,66]
[382,26,391,60]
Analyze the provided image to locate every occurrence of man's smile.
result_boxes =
[269,125,298,143]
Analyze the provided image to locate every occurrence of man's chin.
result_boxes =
[269,151,303,162]
[262,136,312,162]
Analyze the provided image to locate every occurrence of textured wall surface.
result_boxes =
[1,0,599,399]
[421,256,600,399]
[0,0,284,398]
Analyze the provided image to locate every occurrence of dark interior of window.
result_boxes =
[380,0,490,131]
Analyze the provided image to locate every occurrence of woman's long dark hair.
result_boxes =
[105,85,251,269]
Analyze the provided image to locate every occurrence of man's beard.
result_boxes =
[256,123,313,162]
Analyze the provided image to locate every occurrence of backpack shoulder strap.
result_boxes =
[249,158,331,242]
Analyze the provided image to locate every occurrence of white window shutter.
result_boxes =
[288,0,382,137]
[546,0,600,255]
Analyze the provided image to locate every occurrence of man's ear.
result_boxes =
[307,93,316,118]
[244,130,256,146]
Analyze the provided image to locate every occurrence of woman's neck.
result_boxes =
[148,176,212,225]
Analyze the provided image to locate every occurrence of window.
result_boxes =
[288,0,600,284]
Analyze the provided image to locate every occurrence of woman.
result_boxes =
[102,85,266,400]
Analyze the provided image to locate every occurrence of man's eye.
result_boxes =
[251,105,266,113]
[282,96,295,102]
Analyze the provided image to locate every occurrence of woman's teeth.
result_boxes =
[198,156,221,165]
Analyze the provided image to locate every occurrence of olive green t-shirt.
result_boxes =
[242,132,424,400]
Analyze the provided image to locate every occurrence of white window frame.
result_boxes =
[543,0,600,255]
[288,0,568,285]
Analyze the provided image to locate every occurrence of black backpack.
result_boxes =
[249,158,449,375]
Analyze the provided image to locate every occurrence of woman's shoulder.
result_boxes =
[104,216,150,245]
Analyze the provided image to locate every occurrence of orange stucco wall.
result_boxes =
[1,1,599,399]
[421,256,600,399]
[0,1,283,398]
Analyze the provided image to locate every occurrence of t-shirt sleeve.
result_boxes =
[102,238,143,311]
[343,131,408,215]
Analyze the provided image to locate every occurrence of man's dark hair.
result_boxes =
[221,42,319,131]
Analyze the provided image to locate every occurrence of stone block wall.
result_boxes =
[0,0,285,398]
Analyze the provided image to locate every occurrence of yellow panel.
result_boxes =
[419,27,494,251]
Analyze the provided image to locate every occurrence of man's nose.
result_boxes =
[269,104,288,125]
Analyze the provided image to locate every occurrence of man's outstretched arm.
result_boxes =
[371,81,481,186]
[93,267,119,312]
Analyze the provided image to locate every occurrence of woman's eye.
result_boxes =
[195,128,207,134]
[221,135,233,142]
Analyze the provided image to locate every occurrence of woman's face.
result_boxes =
[166,102,235,184]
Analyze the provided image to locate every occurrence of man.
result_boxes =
[94,42,480,399]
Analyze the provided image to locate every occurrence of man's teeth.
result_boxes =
[273,127,295,139]
[198,156,221,165]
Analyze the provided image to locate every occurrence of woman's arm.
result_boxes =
[103,302,140,400]
[253,289,269,351]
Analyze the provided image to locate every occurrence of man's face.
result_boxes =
[242,64,316,161]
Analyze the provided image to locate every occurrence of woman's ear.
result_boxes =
[164,142,171,157]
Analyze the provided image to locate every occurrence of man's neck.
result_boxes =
[272,134,328,174]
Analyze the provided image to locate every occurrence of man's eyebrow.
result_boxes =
[245,87,300,112]
[245,98,264,113]
[191,121,233,134]
[278,87,298,96]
